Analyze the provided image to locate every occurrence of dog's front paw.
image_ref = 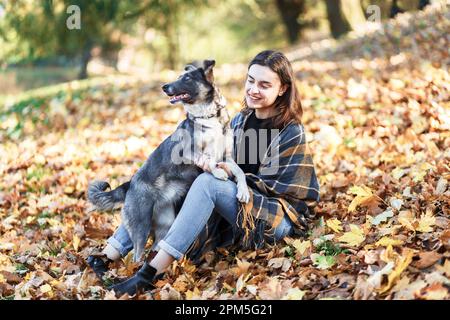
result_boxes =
[211,168,228,181]
[236,183,250,203]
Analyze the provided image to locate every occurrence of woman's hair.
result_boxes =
[241,50,303,128]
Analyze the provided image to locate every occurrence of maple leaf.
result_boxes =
[185,287,201,299]
[412,251,442,269]
[411,163,433,183]
[374,236,404,247]
[311,253,336,270]
[231,258,251,277]
[326,218,343,233]
[398,210,417,231]
[398,210,436,233]
[416,212,436,233]
[338,224,365,247]
[291,239,311,255]
[393,277,427,300]
[348,185,382,212]
[268,258,292,272]
[379,249,415,294]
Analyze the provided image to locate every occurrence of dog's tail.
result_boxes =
[87,180,130,211]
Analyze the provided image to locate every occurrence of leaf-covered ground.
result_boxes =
[0,4,449,300]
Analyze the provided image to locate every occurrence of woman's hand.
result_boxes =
[194,156,233,178]
[194,155,212,172]
[216,162,233,178]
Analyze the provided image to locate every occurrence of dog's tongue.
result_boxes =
[169,93,189,104]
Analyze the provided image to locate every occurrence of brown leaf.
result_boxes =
[412,251,442,269]
[0,271,22,284]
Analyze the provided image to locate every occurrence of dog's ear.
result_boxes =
[203,59,215,83]
[184,64,197,72]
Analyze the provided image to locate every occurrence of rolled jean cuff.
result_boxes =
[158,240,185,260]
[107,236,129,257]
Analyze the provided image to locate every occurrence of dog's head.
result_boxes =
[161,59,216,106]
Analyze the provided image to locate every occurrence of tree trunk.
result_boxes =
[389,0,404,18]
[418,0,430,10]
[341,0,366,29]
[275,0,306,44]
[161,0,180,70]
[325,0,352,39]
[78,42,93,80]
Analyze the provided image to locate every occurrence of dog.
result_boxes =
[87,59,250,262]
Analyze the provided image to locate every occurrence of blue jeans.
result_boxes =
[107,172,293,260]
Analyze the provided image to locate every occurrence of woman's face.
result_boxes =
[245,64,286,111]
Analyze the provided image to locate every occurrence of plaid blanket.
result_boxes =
[186,110,320,263]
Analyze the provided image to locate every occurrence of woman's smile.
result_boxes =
[246,94,263,103]
[244,64,286,118]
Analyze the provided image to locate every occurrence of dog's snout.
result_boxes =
[162,84,170,92]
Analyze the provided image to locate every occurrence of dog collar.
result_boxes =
[187,111,220,120]
[187,93,226,120]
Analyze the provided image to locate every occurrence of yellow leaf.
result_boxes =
[338,224,365,247]
[348,185,380,212]
[39,284,53,297]
[380,244,396,263]
[379,249,414,294]
[72,235,80,252]
[64,186,75,194]
[185,287,201,300]
[375,237,404,247]
[282,288,305,300]
[291,239,311,255]
[398,210,416,231]
[398,211,435,233]
[326,219,343,233]
[416,212,435,233]
[391,167,407,180]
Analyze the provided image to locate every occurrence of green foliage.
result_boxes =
[311,254,336,269]
[0,0,288,72]
[315,240,348,256]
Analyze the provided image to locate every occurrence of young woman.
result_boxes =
[88,50,320,296]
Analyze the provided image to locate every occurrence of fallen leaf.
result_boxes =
[398,210,417,232]
[412,251,442,269]
[393,278,427,300]
[348,185,381,212]
[326,218,343,233]
[72,235,80,252]
[374,236,404,247]
[338,224,365,247]
[282,287,305,300]
[372,209,394,226]
[418,283,449,300]
[291,239,311,255]
[416,212,436,233]
[379,249,415,294]
[268,258,292,272]
[389,198,403,211]
[311,254,336,269]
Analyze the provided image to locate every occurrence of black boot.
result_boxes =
[109,262,157,296]
[87,255,111,280]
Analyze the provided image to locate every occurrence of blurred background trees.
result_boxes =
[0,0,437,93]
